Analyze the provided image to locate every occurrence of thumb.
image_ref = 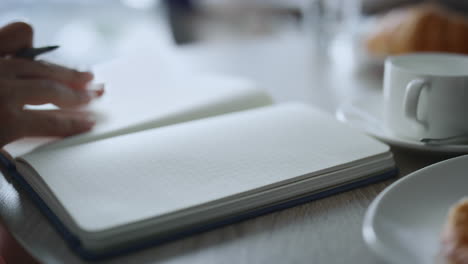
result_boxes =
[0,22,33,56]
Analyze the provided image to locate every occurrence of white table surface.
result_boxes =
[0,4,462,263]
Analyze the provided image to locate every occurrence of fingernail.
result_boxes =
[87,89,100,99]
[86,82,104,90]
[87,83,105,98]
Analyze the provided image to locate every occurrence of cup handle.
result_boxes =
[404,79,428,128]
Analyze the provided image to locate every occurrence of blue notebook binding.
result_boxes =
[0,152,397,261]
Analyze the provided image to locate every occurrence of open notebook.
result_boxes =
[0,56,396,261]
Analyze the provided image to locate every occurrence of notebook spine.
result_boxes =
[0,153,82,248]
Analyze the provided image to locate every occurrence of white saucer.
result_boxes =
[362,154,468,264]
[336,95,468,153]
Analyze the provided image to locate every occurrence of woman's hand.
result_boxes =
[0,22,103,148]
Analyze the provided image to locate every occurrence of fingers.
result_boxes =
[18,110,95,138]
[0,79,103,146]
[1,79,104,108]
[0,59,93,89]
[0,22,33,56]
[0,109,94,147]
[0,22,104,146]
[0,23,92,89]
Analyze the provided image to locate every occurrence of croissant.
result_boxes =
[366,4,468,56]
[441,198,468,264]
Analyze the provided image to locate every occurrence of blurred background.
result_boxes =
[1,0,468,111]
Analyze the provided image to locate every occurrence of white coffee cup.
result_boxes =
[383,53,468,141]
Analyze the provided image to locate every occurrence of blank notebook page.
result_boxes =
[19,104,389,233]
[39,55,272,150]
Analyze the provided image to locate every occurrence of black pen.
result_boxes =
[14,45,59,59]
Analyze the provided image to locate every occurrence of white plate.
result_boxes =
[336,95,468,153]
[363,155,468,264]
